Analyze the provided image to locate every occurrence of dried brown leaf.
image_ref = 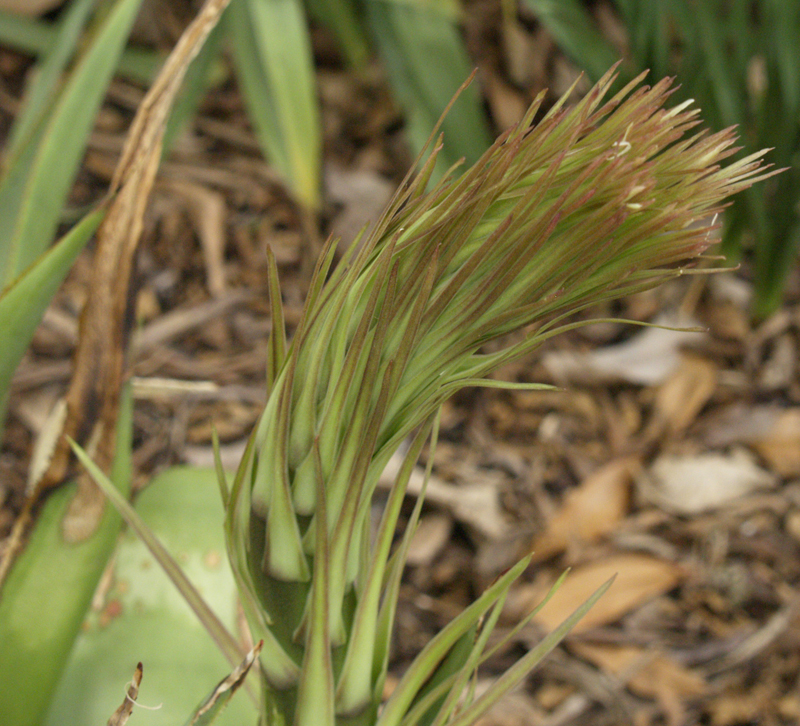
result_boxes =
[542,314,703,386]
[531,457,637,562]
[162,180,228,297]
[751,409,800,477]
[572,642,706,726]
[533,554,685,633]
[106,662,143,726]
[650,355,718,437]
[639,450,776,515]
[0,0,64,13]
[29,0,232,541]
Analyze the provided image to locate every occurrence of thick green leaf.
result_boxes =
[227,0,321,209]
[0,0,143,286]
[0,385,132,726]
[45,467,258,726]
[365,0,492,179]
[0,208,104,430]
[68,447,246,673]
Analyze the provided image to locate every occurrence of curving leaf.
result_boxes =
[45,467,258,726]
[0,208,103,428]
[227,0,321,209]
[365,0,492,180]
[0,0,144,286]
[0,385,132,726]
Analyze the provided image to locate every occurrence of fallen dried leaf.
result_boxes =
[406,513,453,567]
[649,355,718,436]
[0,0,64,13]
[572,642,706,726]
[380,451,510,539]
[751,409,800,477]
[163,180,228,297]
[531,457,637,562]
[639,450,776,515]
[532,553,685,633]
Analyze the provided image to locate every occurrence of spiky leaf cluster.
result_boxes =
[224,68,772,726]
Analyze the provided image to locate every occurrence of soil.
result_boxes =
[2,2,800,725]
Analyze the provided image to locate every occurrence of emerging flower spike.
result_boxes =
[224,67,775,726]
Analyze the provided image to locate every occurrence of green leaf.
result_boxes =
[0,9,163,87]
[366,0,492,179]
[521,0,621,82]
[0,208,104,434]
[446,577,614,726]
[0,385,133,726]
[0,0,144,287]
[3,0,96,167]
[44,467,259,726]
[67,448,246,673]
[227,0,321,209]
[305,0,370,67]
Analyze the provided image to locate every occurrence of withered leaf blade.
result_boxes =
[29,0,233,543]
[106,662,143,726]
[185,641,263,726]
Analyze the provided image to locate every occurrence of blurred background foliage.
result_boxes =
[523,0,800,319]
[0,0,797,318]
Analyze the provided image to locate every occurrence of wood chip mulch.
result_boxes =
[2,2,800,725]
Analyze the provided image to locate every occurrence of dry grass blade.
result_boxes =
[106,662,143,726]
[0,0,233,583]
[35,0,233,530]
[187,641,263,726]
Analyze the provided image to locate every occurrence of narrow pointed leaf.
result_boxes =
[227,0,321,209]
[0,0,144,285]
[366,1,492,179]
[446,577,614,726]
[0,208,103,429]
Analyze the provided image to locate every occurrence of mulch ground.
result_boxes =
[2,2,800,725]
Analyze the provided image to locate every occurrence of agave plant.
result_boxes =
[219,67,772,726]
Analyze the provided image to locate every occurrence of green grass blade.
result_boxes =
[446,577,614,726]
[693,0,745,128]
[366,0,492,179]
[521,0,621,82]
[0,0,144,287]
[377,556,531,726]
[227,0,321,209]
[3,0,96,166]
[305,0,370,67]
[0,208,104,429]
[0,385,133,726]
[0,9,163,86]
